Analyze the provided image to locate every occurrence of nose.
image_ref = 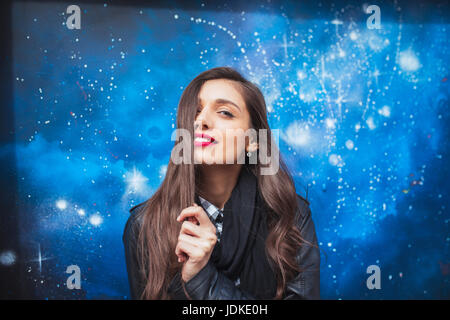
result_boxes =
[194,107,211,131]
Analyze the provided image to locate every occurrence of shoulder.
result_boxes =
[122,201,147,244]
[293,194,320,271]
[295,193,312,223]
[293,193,318,245]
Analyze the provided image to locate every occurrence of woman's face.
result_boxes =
[193,79,253,165]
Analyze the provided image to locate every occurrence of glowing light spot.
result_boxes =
[125,167,149,196]
[56,199,67,210]
[283,121,311,148]
[328,154,343,167]
[89,213,103,226]
[297,70,306,80]
[398,50,420,71]
[378,105,391,117]
[325,118,336,129]
[159,165,167,177]
[368,35,387,51]
[0,250,16,266]
[77,209,86,216]
[345,140,354,150]
[366,117,376,130]
[299,90,316,103]
[349,31,358,40]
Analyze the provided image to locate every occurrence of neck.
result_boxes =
[196,164,243,210]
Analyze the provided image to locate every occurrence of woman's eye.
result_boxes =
[219,110,234,118]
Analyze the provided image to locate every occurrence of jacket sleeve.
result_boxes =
[122,210,146,300]
[183,260,257,300]
[283,197,320,299]
[183,196,321,300]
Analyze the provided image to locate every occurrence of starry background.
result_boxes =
[1,0,448,299]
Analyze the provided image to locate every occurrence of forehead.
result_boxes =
[198,79,245,109]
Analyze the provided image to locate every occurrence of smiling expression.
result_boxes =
[193,79,253,165]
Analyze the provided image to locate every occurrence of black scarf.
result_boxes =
[195,166,278,299]
[170,165,276,299]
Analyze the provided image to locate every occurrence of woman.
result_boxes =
[122,66,320,300]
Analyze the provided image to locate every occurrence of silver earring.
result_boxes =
[247,151,252,157]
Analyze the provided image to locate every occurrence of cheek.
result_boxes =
[223,133,246,156]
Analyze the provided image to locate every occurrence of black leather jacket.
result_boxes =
[122,194,320,300]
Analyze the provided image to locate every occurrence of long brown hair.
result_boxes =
[133,66,311,299]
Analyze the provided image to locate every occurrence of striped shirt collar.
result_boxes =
[197,195,239,285]
[197,195,224,223]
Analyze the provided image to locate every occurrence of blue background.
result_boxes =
[2,0,449,299]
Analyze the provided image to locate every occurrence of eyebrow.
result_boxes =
[199,98,241,112]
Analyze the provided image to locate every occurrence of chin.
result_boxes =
[194,156,223,165]
[194,155,211,165]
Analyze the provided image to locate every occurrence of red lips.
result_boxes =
[194,132,216,147]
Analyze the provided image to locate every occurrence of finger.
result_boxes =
[177,206,210,226]
[176,206,200,221]
[178,252,188,263]
[176,206,199,224]
[178,233,204,247]
[175,242,189,262]
[176,239,203,260]
[187,216,199,225]
[178,233,215,254]
[180,221,202,237]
